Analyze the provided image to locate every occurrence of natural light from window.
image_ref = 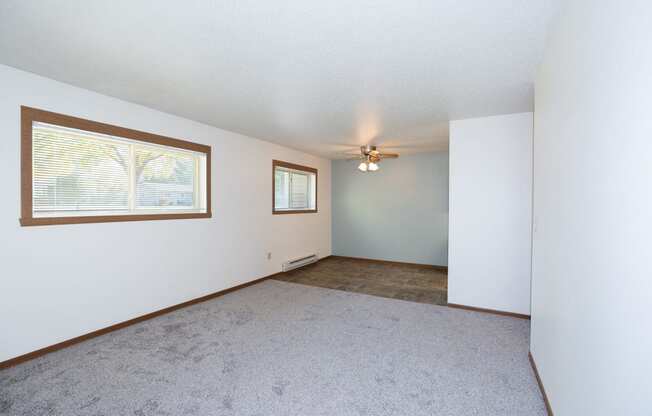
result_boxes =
[31,122,207,218]
[273,163,316,213]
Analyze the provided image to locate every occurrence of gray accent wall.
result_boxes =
[332,152,449,266]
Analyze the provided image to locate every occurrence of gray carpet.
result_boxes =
[0,280,545,416]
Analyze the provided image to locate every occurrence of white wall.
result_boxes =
[332,152,449,266]
[448,113,532,315]
[531,1,652,414]
[0,65,331,363]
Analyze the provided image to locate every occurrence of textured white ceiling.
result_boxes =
[0,1,558,158]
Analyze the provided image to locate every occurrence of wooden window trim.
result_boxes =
[20,106,212,226]
[272,159,318,215]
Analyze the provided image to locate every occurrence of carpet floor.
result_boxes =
[274,257,448,306]
[0,280,545,416]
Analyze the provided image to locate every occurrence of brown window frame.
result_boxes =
[272,160,318,215]
[20,106,212,226]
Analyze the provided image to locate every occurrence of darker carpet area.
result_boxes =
[274,256,448,305]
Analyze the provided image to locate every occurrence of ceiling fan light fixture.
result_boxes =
[351,145,396,172]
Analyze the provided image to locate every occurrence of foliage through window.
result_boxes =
[273,160,317,214]
[21,107,210,226]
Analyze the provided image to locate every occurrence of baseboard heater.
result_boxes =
[282,254,318,272]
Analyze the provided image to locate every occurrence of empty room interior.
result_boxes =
[0,1,649,415]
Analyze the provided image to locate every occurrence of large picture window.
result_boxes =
[273,160,317,214]
[21,107,211,226]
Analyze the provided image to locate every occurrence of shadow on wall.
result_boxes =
[332,151,449,266]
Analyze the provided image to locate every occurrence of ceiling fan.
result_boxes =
[349,145,399,172]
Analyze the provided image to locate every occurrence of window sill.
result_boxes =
[272,209,318,215]
[19,212,212,226]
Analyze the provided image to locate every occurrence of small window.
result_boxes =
[21,107,211,226]
[273,160,317,214]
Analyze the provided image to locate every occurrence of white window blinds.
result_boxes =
[289,171,309,209]
[273,165,316,211]
[134,146,197,210]
[274,169,290,209]
[32,122,207,217]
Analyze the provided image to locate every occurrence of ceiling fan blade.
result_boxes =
[380,153,399,158]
